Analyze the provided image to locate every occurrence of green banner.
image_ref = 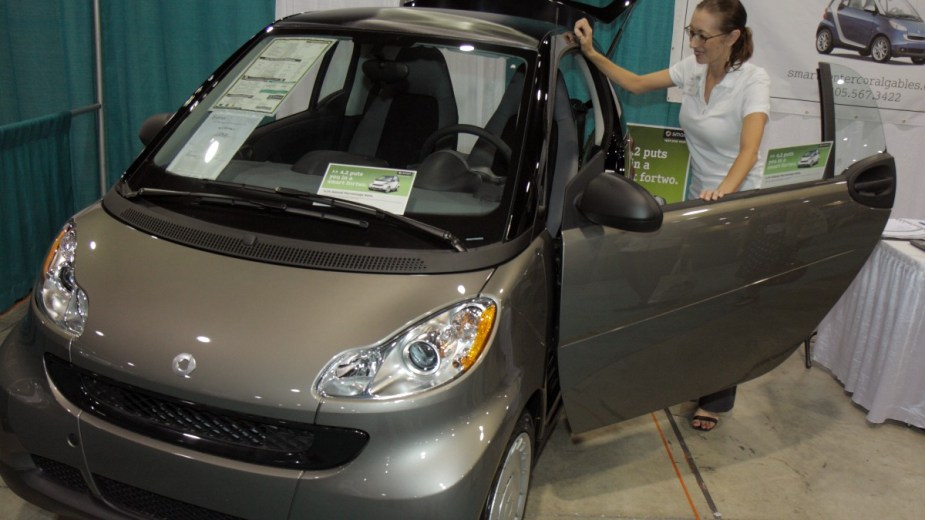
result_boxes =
[318,163,416,215]
[627,124,691,204]
[763,142,832,188]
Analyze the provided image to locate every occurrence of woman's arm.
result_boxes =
[573,18,674,94]
[700,112,769,201]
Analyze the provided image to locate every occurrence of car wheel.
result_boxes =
[913,57,925,65]
[870,35,891,63]
[816,28,833,54]
[482,411,535,520]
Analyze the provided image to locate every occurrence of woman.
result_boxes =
[574,0,770,430]
[574,0,769,202]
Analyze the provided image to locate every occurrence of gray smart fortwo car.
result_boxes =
[0,1,895,519]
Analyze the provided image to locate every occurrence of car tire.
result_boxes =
[482,410,535,520]
[870,35,891,63]
[913,57,925,65]
[816,28,834,54]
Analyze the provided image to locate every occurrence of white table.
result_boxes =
[814,240,925,428]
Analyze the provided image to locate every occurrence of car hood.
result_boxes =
[905,19,925,34]
[68,204,493,421]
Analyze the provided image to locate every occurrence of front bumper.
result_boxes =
[0,303,522,520]
[891,39,925,58]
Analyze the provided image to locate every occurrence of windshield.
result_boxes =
[880,0,922,20]
[129,31,530,249]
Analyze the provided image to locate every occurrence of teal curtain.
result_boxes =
[590,0,680,127]
[0,0,274,312]
[101,0,275,188]
[0,112,75,310]
[0,0,100,209]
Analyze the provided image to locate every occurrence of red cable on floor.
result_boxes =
[651,412,701,520]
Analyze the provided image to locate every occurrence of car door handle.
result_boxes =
[846,153,896,209]
[853,178,893,194]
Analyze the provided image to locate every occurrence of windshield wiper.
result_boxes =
[120,187,369,229]
[272,186,467,252]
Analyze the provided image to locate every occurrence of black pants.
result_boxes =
[697,386,737,413]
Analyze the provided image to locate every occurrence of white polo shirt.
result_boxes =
[669,55,770,199]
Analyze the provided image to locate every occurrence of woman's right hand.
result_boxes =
[573,18,595,56]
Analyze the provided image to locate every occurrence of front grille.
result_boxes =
[32,455,89,492]
[46,354,368,470]
[95,474,243,520]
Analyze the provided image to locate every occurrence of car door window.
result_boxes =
[827,63,887,176]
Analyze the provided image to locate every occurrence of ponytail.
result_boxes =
[728,26,753,71]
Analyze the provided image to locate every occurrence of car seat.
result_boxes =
[293,46,458,175]
[467,66,526,177]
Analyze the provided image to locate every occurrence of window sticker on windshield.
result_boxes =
[214,38,334,114]
[762,142,832,188]
[318,164,417,215]
[166,110,264,179]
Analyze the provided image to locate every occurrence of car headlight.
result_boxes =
[37,222,88,336]
[890,20,907,32]
[315,298,497,399]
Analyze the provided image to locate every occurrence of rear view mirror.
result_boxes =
[578,172,663,232]
[138,113,173,146]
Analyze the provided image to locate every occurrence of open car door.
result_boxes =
[557,62,895,434]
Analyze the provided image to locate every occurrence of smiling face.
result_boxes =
[688,8,740,70]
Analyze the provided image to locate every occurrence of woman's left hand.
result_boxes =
[699,187,731,201]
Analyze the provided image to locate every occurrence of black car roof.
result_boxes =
[276,7,564,50]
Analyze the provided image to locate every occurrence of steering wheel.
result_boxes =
[420,124,512,166]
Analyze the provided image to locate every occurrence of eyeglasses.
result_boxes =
[684,25,728,44]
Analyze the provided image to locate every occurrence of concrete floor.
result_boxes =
[2,297,924,520]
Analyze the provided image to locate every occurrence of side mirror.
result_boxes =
[138,113,173,146]
[578,172,663,232]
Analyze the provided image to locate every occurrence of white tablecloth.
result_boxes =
[814,240,925,428]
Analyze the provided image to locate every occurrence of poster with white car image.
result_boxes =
[762,142,833,188]
[672,0,925,120]
[318,164,416,215]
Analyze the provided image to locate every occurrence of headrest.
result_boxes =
[362,60,409,85]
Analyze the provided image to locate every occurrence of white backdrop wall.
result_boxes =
[673,0,925,218]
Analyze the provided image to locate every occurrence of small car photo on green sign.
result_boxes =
[763,142,832,188]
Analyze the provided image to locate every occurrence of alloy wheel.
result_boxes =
[871,36,891,63]
[484,414,534,520]
[816,29,833,54]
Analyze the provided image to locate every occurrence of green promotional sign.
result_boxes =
[763,142,832,188]
[627,124,691,204]
[318,163,417,214]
